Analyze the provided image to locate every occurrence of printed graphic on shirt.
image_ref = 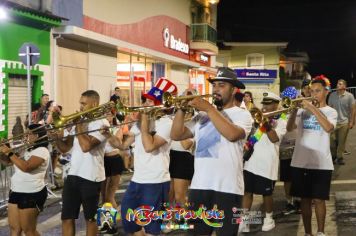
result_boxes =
[302,112,321,131]
[195,118,221,158]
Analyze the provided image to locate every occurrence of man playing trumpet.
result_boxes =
[240,92,287,233]
[287,76,337,236]
[120,78,176,235]
[171,67,252,235]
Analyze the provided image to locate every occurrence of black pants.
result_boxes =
[188,189,242,236]
[61,175,102,220]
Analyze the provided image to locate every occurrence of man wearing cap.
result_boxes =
[171,67,252,235]
[240,92,287,233]
[120,78,176,235]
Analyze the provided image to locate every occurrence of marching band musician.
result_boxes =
[240,92,287,233]
[168,89,196,207]
[53,90,109,236]
[287,76,337,236]
[120,78,176,236]
[171,67,252,235]
[0,124,50,236]
[100,112,134,210]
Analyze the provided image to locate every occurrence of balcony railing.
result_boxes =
[190,23,217,44]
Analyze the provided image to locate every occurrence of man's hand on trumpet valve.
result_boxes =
[188,97,213,113]
[301,99,315,112]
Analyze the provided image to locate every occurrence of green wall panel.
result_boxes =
[0,21,50,65]
[0,62,44,139]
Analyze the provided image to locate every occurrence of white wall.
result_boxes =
[39,65,51,97]
[88,45,117,103]
[84,0,191,25]
[168,64,190,95]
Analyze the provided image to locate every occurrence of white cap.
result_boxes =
[261,92,281,104]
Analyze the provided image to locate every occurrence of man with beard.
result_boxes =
[171,67,252,235]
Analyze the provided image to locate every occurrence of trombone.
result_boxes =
[52,101,118,128]
[0,118,141,160]
[2,92,214,148]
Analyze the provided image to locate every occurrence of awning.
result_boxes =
[53,26,200,68]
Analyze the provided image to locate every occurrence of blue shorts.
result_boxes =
[120,181,170,235]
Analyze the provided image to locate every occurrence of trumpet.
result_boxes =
[282,97,319,109]
[250,107,290,124]
[162,92,213,108]
[116,100,170,121]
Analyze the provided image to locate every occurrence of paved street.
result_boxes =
[0,128,355,235]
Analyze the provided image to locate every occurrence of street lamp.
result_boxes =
[0,7,7,20]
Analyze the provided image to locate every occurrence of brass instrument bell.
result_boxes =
[282,97,319,109]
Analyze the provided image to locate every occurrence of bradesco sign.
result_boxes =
[163,28,189,54]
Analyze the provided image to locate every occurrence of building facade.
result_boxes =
[0,1,61,138]
[52,0,219,112]
[280,51,310,91]
[217,42,287,106]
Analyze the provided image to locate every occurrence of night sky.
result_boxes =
[217,0,356,87]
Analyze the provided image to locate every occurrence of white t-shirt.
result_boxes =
[11,147,50,193]
[244,118,287,180]
[131,117,172,183]
[186,107,252,195]
[291,106,337,170]
[104,127,119,154]
[68,119,109,182]
[170,140,194,154]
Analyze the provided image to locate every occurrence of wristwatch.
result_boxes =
[7,152,14,158]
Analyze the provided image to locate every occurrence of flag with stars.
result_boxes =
[143,78,177,105]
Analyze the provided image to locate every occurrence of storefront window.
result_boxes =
[116,52,166,106]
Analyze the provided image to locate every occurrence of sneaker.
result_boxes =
[283,203,297,215]
[316,232,326,236]
[261,217,275,231]
[344,150,351,155]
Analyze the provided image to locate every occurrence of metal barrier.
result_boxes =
[0,166,14,211]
